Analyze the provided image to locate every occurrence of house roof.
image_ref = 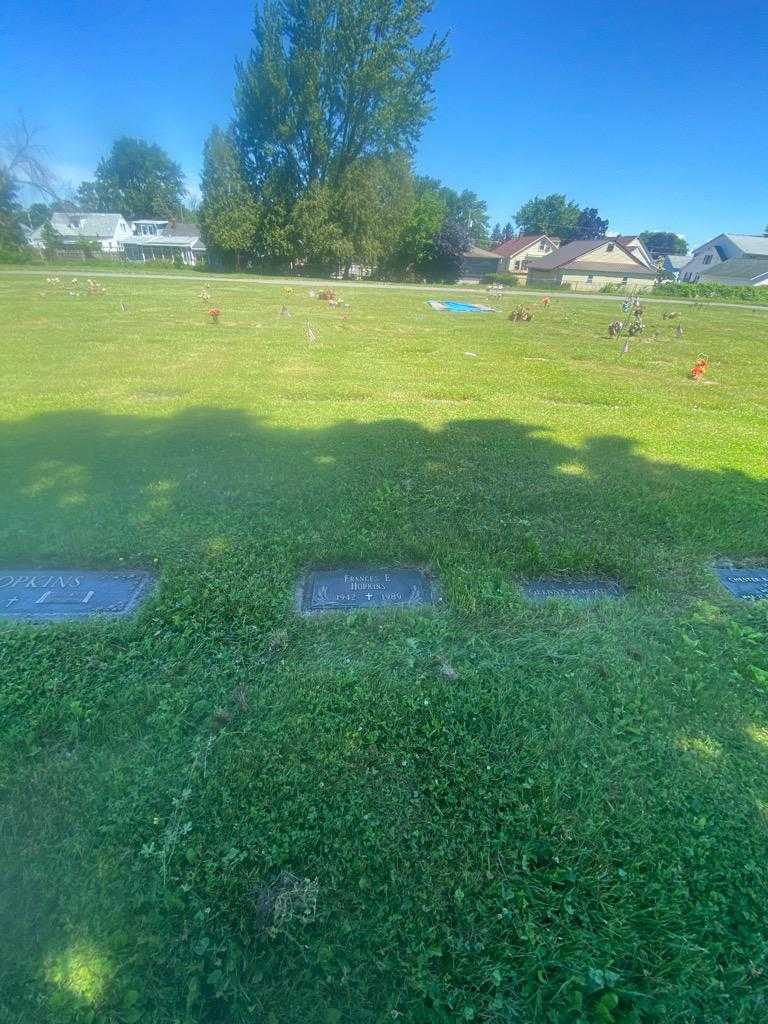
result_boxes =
[663,254,690,270]
[464,245,501,260]
[528,239,656,275]
[699,256,768,285]
[725,234,768,257]
[692,233,768,257]
[492,234,558,257]
[125,222,204,249]
[50,212,124,239]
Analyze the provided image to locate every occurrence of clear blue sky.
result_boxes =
[2,0,766,246]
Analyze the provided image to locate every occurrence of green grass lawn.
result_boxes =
[1,273,768,1023]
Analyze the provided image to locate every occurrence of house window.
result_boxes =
[538,240,547,250]
[606,243,615,252]
[586,274,594,283]
[513,260,521,270]
[621,276,629,284]
[521,259,528,270]
[702,255,712,265]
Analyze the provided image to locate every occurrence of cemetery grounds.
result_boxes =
[1,271,768,1023]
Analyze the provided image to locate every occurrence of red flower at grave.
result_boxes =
[208,307,221,323]
[689,355,709,380]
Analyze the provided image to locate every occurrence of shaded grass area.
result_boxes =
[1,276,768,1022]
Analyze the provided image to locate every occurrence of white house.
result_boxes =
[122,220,206,266]
[614,235,654,268]
[29,212,133,253]
[526,238,657,292]
[679,234,768,283]
[491,234,561,280]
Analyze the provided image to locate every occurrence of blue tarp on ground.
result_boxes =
[427,299,496,313]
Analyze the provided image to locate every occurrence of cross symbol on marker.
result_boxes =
[366,593,373,600]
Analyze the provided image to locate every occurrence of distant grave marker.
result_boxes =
[297,568,439,614]
[714,567,768,601]
[522,579,625,603]
[0,570,154,621]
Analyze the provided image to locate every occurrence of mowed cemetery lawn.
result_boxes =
[2,272,768,1024]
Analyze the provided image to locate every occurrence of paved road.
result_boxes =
[3,267,768,313]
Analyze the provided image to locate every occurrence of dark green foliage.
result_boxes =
[481,271,520,286]
[25,201,53,228]
[0,166,26,255]
[229,0,447,273]
[199,127,261,270]
[515,195,610,243]
[76,137,187,220]
[39,222,62,257]
[515,193,581,239]
[640,231,688,256]
[655,280,768,303]
[387,178,446,277]
[234,0,447,195]
[573,206,609,240]
[421,217,471,281]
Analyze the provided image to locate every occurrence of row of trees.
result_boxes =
[1,0,701,271]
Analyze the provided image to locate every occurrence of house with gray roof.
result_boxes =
[526,238,657,292]
[122,220,206,266]
[29,212,133,253]
[660,254,691,280]
[695,256,768,288]
[457,244,502,283]
[678,233,768,285]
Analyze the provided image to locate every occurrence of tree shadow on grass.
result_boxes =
[1,407,768,1022]
[0,406,765,594]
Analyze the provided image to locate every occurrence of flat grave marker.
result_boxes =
[0,570,154,621]
[522,579,625,603]
[297,568,439,615]
[713,566,768,601]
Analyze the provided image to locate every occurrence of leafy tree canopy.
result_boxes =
[199,127,261,268]
[0,165,26,253]
[572,207,609,240]
[234,0,447,197]
[415,177,489,244]
[515,194,581,240]
[639,231,688,255]
[76,137,186,220]
[421,217,470,281]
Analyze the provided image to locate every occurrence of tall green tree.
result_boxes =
[388,184,445,277]
[572,207,608,240]
[421,217,470,282]
[639,231,688,256]
[234,0,447,199]
[515,194,581,240]
[77,138,186,220]
[199,127,261,269]
[442,188,489,245]
[414,178,489,244]
[335,154,414,271]
[0,166,26,254]
[291,181,349,266]
[24,202,53,228]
